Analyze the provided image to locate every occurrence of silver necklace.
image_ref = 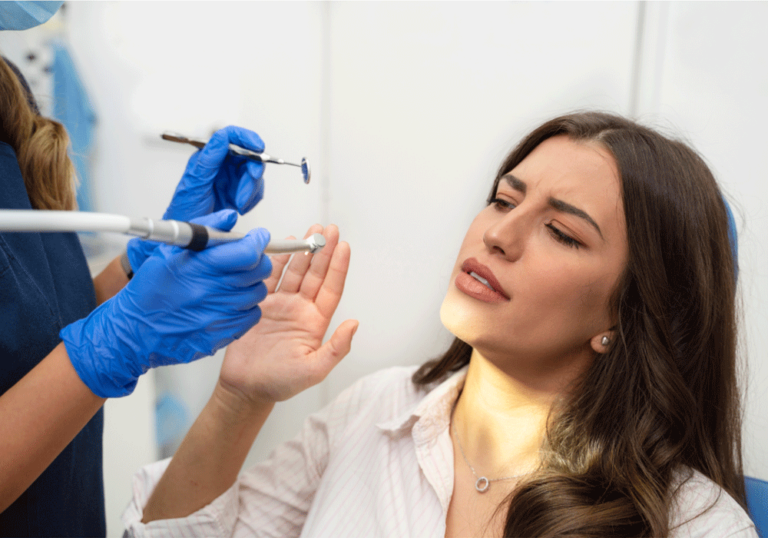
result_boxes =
[452,420,531,493]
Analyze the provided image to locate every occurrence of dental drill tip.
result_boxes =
[308,233,326,253]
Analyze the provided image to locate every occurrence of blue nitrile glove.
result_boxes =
[126,126,266,273]
[61,209,272,398]
[164,126,266,218]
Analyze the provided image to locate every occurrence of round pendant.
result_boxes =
[475,476,490,493]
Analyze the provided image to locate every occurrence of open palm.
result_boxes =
[218,224,357,405]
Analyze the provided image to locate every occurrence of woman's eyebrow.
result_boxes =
[501,173,603,240]
[548,198,604,240]
[501,174,527,194]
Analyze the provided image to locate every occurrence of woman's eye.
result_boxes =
[546,224,581,249]
[490,197,516,211]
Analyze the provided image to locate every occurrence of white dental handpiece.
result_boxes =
[0,210,325,254]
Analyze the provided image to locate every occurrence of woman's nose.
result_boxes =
[483,212,527,261]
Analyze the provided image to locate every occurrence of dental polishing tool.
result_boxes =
[0,210,326,254]
[161,132,311,184]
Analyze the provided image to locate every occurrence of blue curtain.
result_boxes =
[51,40,96,212]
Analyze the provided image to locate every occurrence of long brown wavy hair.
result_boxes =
[0,55,77,210]
[414,112,744,537]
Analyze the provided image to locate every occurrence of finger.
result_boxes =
[126,237,159,272]
[216,304,264,345]
[206,276,269,312]
[236,281,269,311]
[235,162,265,214]
[190,209,238,231]
[314,240,351,320]
[299,224,339,301]
[221,126,265,154]
[263,236,294,293]
[278,224,323,293]
[311,319,359,382]
[231,254,274,289]
[197,126,265,170]
[196,227,271,274]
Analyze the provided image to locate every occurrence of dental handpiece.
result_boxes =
[0,210,326,254]
[161,132,311,184]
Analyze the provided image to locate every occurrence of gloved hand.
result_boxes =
[126,126,265,273]
[164,126,266,219]
[61,210,272,398]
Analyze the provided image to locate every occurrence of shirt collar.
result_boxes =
[376,366,467,439]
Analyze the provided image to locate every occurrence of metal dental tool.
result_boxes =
[161,132,311,184]
[0,210,326,254]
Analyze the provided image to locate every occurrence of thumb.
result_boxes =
[189,209,238,231]
[235,163,265,214]
[315,320,359,375]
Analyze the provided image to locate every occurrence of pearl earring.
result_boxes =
[601,336,610,346]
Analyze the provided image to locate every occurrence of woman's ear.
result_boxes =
[591,332,615,354]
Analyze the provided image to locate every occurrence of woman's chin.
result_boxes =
[440,290,522,362]
[440,290,485,345]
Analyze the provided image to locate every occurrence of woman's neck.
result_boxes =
[452,348,583,478]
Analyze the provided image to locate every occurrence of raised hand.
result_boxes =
[217,224,358,406]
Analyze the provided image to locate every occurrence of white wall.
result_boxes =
[3,2,767,535]
[325,0,639,394]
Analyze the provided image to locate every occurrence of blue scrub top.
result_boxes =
[0,142,105,536]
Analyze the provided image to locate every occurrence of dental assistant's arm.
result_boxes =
[142,225,358,522]
[0,257,123,510]
[93,255,131,305]
[0,343,105,512]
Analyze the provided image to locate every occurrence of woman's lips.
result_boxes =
[455,258,510,303]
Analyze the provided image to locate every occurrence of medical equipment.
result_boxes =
[0,1,63,31]
[0,209,326,254]
[162,133,312,184]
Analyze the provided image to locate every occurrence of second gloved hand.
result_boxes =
[126,126,266,273]
[61,210,272,398]
[164,126,266,219]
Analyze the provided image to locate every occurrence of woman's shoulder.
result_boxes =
[332,365,424,411]
[669,469,757,537]
[317,365,429,431]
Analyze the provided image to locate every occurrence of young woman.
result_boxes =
[125,112,757,537]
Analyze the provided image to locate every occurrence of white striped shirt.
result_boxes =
[123,366,757,538]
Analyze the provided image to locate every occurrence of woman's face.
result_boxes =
[440,135,628,375]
